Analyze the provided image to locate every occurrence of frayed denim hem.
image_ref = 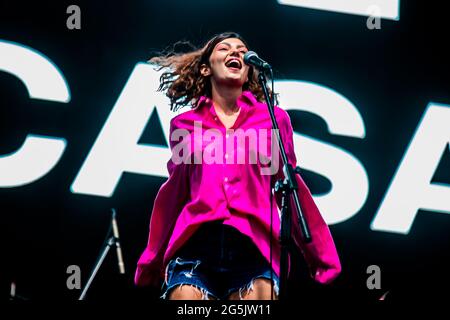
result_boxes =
[160,283,216,300]
[161,257,217,300]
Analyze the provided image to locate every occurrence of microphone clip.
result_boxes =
[79,208,126,300]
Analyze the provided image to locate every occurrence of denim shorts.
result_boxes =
[161,221,279,300]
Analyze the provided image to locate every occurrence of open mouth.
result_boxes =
[225,58,242,70]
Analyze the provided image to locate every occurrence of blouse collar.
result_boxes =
[195,90,258,118]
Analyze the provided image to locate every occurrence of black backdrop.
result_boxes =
[1,0,449,302]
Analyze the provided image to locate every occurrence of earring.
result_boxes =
[200,64,210,77]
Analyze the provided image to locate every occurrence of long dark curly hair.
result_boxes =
[149,31,275,112]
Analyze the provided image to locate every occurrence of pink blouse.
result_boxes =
[135,90,341,287]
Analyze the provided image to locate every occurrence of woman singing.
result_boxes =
[135,31,341,300]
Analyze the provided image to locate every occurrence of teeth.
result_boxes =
[226,59,241,69]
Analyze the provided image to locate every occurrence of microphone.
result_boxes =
[243,51,271,70]
[111,209,125,274]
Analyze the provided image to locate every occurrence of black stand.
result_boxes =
[257,71,312,300]
[79,210,124,300]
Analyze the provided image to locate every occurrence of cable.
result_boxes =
[268,68,275,300]
[270,180,274,300]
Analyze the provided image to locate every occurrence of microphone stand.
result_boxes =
[257,70,312,300]
[79,209,124,300]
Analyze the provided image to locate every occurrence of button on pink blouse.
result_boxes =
[135,91,341,287]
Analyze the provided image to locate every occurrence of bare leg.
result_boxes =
[228,278,278,300]
[169,284,215,300]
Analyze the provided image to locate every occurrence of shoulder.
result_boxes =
[274,105,291,124]
[169,108,201,131]
[253,99,292,128]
